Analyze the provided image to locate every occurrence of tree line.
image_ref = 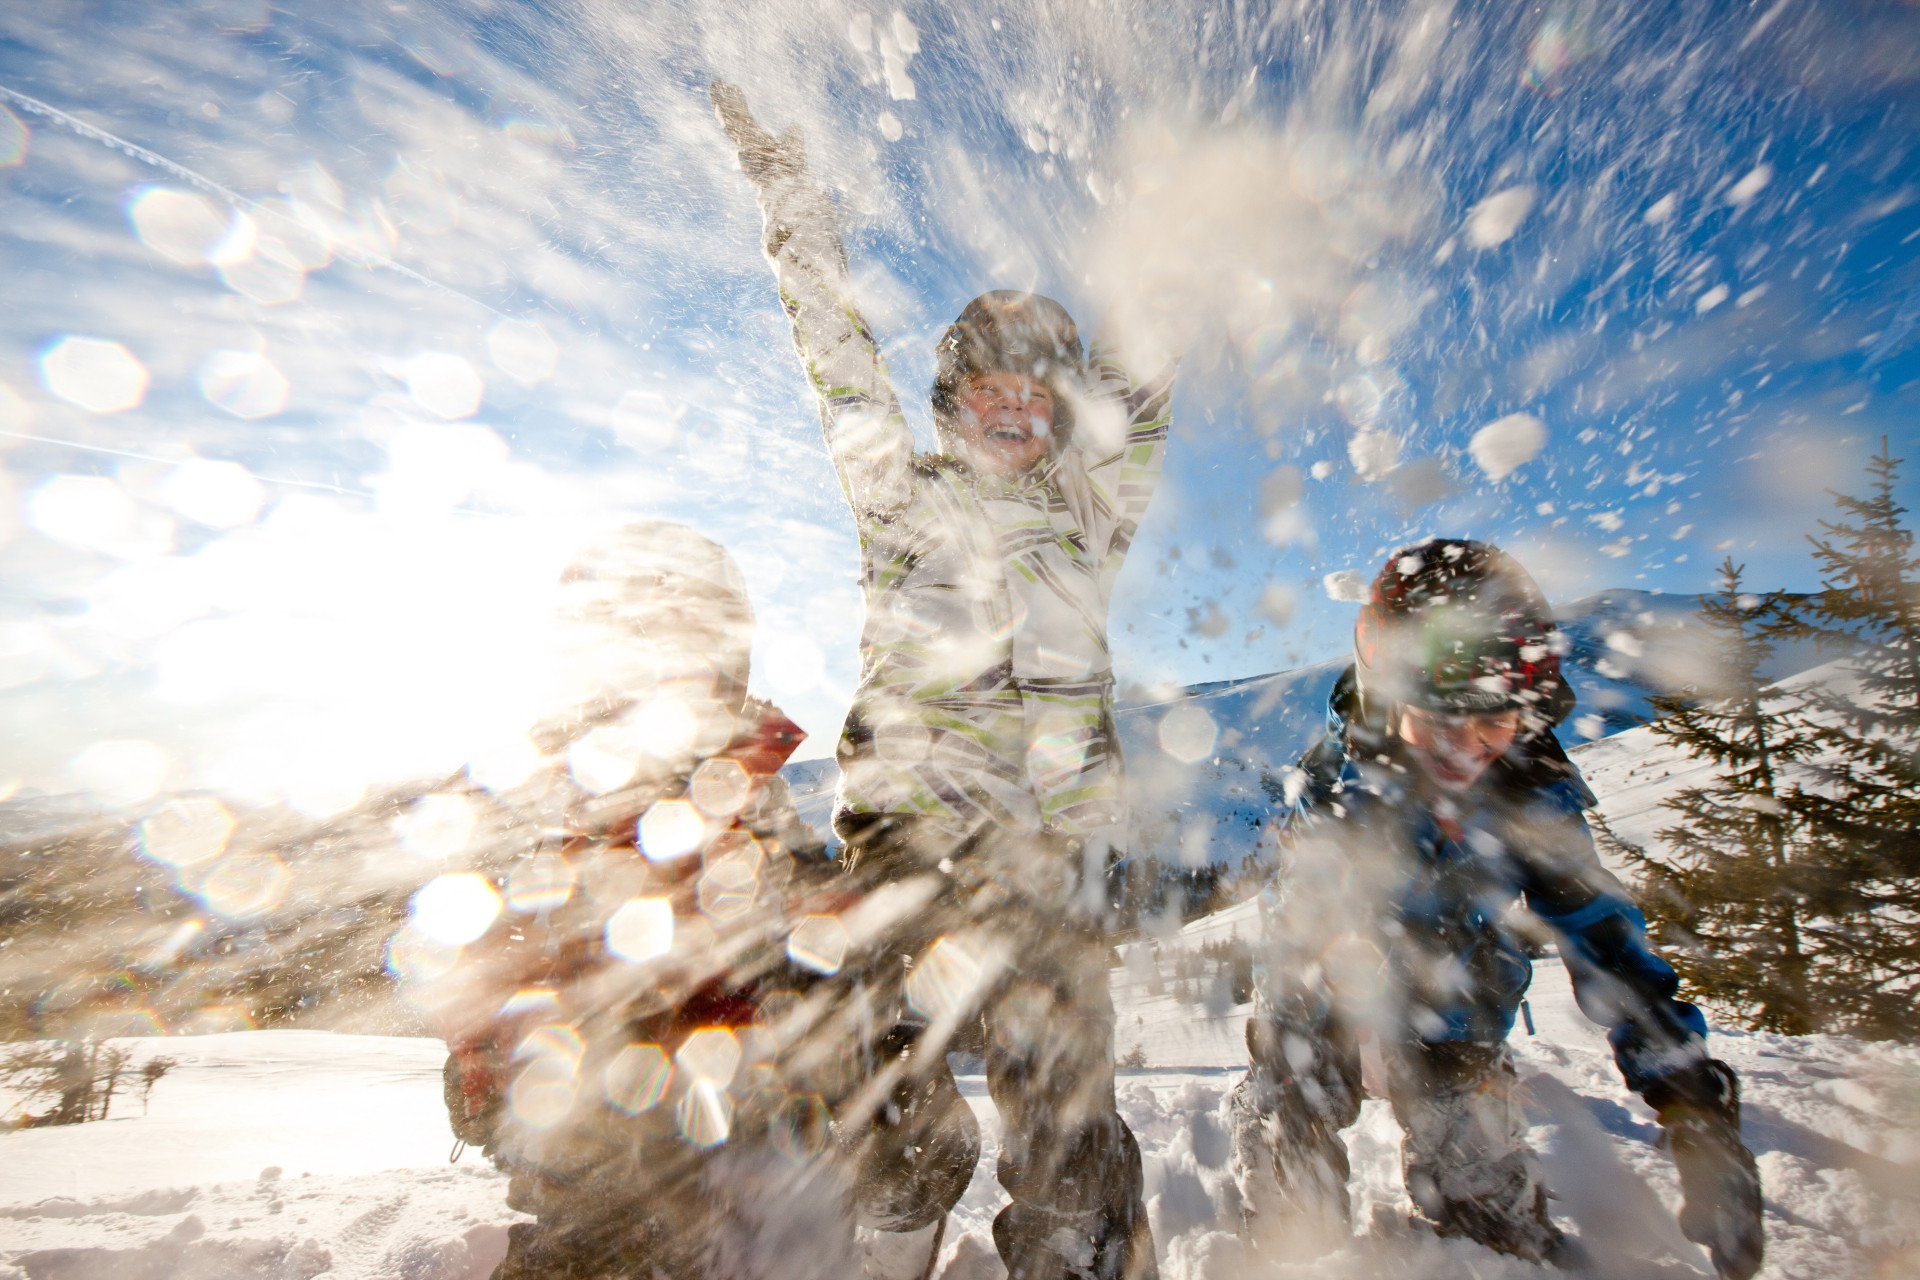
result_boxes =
[1604,438,1919,1040]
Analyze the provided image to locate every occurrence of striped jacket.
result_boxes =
[744,167,1173,854]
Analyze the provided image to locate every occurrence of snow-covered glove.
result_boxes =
[1645,1059,1764,1280]
[710,81,843,265]
[711,81,806,186]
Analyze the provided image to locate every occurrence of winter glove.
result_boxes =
[710,81,809,187]
[711,81,846,269]
[443,1047,505,1150]
[1644,1059,1764,1280]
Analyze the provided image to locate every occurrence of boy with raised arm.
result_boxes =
[713,83,1173,1280]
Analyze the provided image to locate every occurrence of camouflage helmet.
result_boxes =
[1352,538,1572,730]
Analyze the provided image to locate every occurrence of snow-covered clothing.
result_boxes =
[1230,667,1717,1261]
[428,697,847,1280]
[1272,667,1709,1078]
[733,123,1172,857]
[828,820,1158,1280]
[717,82,1165,1280]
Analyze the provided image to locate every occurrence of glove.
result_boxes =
[710,81,810,188]
[1645,1060,1764,1280]
[709,81,842,266]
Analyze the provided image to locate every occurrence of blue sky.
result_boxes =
[0,0,1916,802]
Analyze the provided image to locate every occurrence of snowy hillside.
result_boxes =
[1566,657,1860,880]
[5,902,1915,1280]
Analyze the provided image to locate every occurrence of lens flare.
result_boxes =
[568,725,640,795]
[610,389,679,452]
[141,918,205,968]
[387,925,461,985]
[40,337,149,413]
[905,936,989,1023]
[198,853,290,919]
[638,799,704,862]
[0,105,26,166]
[138,797,235,868]
[675,1027,741,1087]
[770,1093,832,1160]
[500,987,560,1017]
[606,897,674,963]
[787,914,851,976]
[676,1077,733,1147]
[395,793,477,860]
[197,351,290,420]
[603,1043,672,1114]
[688,757,752,818]
[29,475,138,552]
[467,736,543,793]
[698,854,760,922]
[509,1054,577,1129]
[177,1003,256,1034]
[506,854,576,913]
[1158,704,1218,764]
[219,237,306,305]
[634,698,698,759]
[410,872,502,945]
[67,739,170,808]
[128,187,229,265]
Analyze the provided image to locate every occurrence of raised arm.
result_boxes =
[711,83,914,522]
[1077,338,1174,576]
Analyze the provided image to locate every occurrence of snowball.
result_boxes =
[1347,430,1401,480]
[1468,413,1547,481]
[1324,570,1369,603]
[1726,164,1772,207]
[1466,186,1535,248]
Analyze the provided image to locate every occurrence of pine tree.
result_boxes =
[1624,561,1829,1034]
[1786,439,1920,1036]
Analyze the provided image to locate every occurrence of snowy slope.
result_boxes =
[1567,657,1861,878]
[6,895,1916,1280]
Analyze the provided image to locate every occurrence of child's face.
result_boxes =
[1397,705,1520,793]
[956,371,1054,476]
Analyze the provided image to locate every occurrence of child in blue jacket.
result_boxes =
[1230,539,1762,1278]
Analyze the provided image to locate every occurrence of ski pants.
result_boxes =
[837,815,1158,1280]
[1229,1020,1561,1262]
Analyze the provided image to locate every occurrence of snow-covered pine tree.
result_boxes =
[1788,439,1920,1036]
[1624,560,1828,1034]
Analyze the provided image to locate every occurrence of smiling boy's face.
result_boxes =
[956,370,1054,476]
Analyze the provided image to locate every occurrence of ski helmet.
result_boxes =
[930,291,1085,457]
[1351,538,1572,730]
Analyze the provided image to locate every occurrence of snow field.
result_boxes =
[2,941,1916,1278]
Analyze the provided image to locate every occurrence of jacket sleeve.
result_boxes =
[1078,339,1174,576]
[735,148,916,523]
[1514,784,1710,1092]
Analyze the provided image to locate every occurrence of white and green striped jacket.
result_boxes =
[744,165,1172,855]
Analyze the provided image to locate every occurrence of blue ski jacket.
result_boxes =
[1256,667,1708,1093]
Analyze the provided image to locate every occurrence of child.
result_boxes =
[1230,539,1763,1279]
[425,522,838,1280]
[714,83,1174,1280]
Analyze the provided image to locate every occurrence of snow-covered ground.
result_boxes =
[5,908,1916,1280]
